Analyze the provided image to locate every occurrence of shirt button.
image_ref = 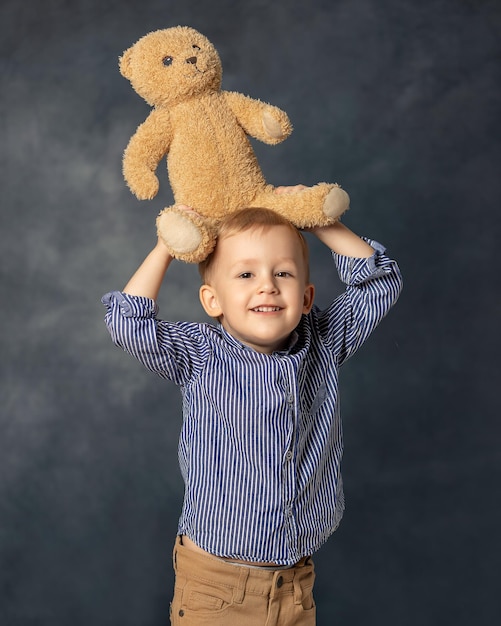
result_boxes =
[285,450,293,461]
[287,394,294,404]
[276,575,284,588]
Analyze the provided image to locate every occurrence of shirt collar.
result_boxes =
[218,324,299,355]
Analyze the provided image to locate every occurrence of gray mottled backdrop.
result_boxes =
[1,0,500,624]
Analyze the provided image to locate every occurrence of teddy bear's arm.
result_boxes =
[223,91,293,145]
[123,110,173,200]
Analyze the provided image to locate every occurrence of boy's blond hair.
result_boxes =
[199,208,310,284]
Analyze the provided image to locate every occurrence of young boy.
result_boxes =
[102,203,402,625]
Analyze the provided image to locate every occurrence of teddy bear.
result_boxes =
[119,26,350,263]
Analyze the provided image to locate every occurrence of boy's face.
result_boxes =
[199,225,315,354]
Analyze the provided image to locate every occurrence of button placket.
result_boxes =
[277,356,300,556]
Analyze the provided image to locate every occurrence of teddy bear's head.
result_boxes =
[119,26,222,108]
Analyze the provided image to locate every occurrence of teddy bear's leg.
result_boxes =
[156,206,216,263]
[253,183,350,229]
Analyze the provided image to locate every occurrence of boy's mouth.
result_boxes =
[251,306,282,312]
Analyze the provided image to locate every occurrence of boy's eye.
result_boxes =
[238,272,253,279]
[276,271,292,278]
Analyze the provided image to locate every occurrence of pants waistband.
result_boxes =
[173,536,314,603]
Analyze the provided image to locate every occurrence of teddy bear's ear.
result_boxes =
[119,47,134,80]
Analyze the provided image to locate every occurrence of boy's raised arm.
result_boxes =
[123,204,201,300]
[310,221,375,258]
[123,238,173,301]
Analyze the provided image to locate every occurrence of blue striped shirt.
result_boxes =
[102,240,402,565]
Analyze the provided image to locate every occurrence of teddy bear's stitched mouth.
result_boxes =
[184,68,204,80]
[184,58,204,73]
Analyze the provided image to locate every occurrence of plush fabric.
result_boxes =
[120,26,350,262]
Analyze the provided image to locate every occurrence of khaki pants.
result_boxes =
[170,536,316,625]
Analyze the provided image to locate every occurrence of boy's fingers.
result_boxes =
[176,204,201,217]
[274,184,307,195]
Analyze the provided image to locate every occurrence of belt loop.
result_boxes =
[233,566,249,604]
[293,571,302,605]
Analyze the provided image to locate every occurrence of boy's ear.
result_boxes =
[302,283,315,314]
[199,284,223,318]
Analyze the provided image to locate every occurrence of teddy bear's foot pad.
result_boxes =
[157,209,202,255]
[323,186,350,220]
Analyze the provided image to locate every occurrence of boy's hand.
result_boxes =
[176,204,199,216]
[274,184,307,195]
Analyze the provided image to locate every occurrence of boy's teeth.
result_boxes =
[254,306,280,312]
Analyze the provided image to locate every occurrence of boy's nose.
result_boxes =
[258,277,278,293]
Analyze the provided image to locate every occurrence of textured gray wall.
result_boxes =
[1,0,500,624]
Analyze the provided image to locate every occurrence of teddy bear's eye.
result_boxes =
[162,56,173,66]
[192,44,201,51]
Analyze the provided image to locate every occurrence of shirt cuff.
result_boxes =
[334,239,391,285]
[101,291,159,318]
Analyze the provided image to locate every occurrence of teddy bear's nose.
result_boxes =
[186,56,197,65]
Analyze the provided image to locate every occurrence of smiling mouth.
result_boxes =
[251,306,282,312]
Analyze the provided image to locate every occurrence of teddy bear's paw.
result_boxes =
[262,109,287,140]
[125,170,159,200]
[323,185,350,220]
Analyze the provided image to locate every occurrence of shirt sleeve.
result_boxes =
[101,290,208,386]
[315,239,403,365]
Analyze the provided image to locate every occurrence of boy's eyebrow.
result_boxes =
[230,257,299,269]
[227,259,257,272]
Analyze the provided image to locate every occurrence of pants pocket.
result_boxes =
[187,586,230,611]
[179,578,234,619]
